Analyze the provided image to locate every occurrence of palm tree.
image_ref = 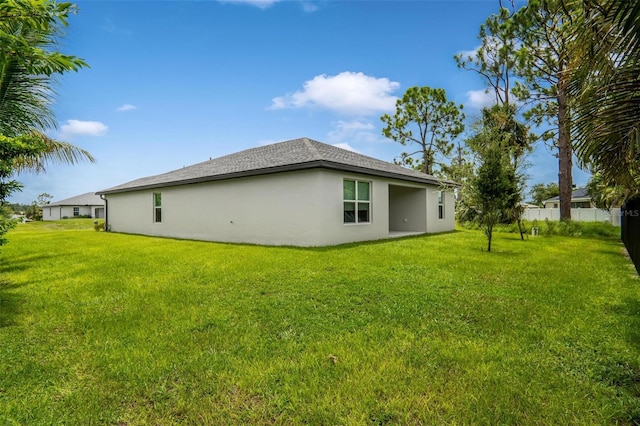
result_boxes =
[0,0,93,176]
[567,0,640,198]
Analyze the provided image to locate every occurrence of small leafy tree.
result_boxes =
[440,141,476,221]
[470,141,514,252]
[381,86,465,175]
[529,182,560,206]
[26,193,52,220]
[465,104,523,250]
[585,174,627,210]
[466,105,530,239]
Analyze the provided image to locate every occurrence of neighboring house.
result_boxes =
[97,137,457,247]
[524,187,619,225]
[520,202,540,209]
[42,192,105,221]
[542,187,595,209]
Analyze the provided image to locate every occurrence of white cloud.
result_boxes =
[457,46,479,62]
[458,37,521,66]
[217,0,280,9]
[332,142,360,153]
[270,71,400,116]
[465,89,497,110]
[59,120,108,139]
[301,1,318,12]
[217,0,318,11]
[102,17,132,37]
[326,119,380,145]
[116,104,137,112]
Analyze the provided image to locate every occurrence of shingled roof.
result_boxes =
[46,192,104,207]
[543,187,592,203]
[98,137,454,195]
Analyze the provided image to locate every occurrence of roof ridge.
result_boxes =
[302,137,323,161]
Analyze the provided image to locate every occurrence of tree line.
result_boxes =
[381,0,639,251]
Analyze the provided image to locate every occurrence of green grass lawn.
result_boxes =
[1,219,639,424]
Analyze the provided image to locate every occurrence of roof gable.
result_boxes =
[98,137,454,194]
[46,192,104,207]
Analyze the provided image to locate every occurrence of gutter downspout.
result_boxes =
[99,194,109,231]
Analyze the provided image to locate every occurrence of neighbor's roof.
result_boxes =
[98,137,456,195]
[46,192,104,207]
[543,187,591,203]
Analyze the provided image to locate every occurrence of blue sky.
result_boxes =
[11,0,590,205]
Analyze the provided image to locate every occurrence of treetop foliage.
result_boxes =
[381,86,465,176]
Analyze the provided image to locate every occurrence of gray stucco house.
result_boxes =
[542,187,595,209]
[97,137,456,246]
[42,192,105,221]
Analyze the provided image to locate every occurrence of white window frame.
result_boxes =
[343,179,371,224]
[153,193,162,223]
[437,191,445,220]
[73,207,80,217]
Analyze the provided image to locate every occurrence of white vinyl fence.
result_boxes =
[523,208,621,226]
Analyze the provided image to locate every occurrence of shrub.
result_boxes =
[459,219,620,239]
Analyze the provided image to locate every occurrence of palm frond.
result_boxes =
[0,59,57,136]
[564,0,640,196]
[12,131,96,174]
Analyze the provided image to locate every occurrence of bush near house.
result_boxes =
[0,221,638,424]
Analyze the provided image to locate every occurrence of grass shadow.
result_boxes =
[0,253,60,275]
[606,297,640,423]
[0,279,23,328]
[289,230,462,253]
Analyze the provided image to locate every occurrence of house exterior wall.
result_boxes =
[389,185,427,232]
[43,205,102,221]
[543,198,595,209]
[426,189,455,233]
[43,206,62,221]
[105,169,455,246]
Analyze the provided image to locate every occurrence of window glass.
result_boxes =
[153,192,162,223]
[344,202,356,223]
[343,179,371,224]
[357,181,370,201]
[343,180,356,200]
[357,203,370,223]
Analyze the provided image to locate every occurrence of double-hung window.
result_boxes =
[153,193,162,223]
[73,207,80,217]
[437,190,445,220]
[343,179,371,224]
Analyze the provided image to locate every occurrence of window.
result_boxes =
[343,179,370,223]
[438,191,445,220]
[73,207,79,217]
[153,193,162,223]
[571,201,591,208]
